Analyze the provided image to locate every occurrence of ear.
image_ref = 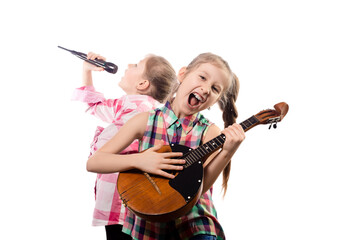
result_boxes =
[177,67,187,83]
[136,79,150,91]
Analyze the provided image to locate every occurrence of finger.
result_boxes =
[223,124,243,136]
[93,67,104,71]
[230,125,246,141]
[161,152,183,158]
[163,158,186,165]
[160,163,184,171]
[157,170,176,179]
[233,124,245,138]
[91,54,100,60]
[222,128,235,138]
[89,53,100,60]
[222,128,242,143]
[229,125,241,138]
[87,52,96,59]
[151,142,164,151]
[233,124,245,136]
[96,55,106,61]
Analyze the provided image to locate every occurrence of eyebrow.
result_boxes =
[199,70,210,78]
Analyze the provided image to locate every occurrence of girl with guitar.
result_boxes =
[87,53,245,240]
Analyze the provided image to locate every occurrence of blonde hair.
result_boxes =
[142,55,177,103]
[183,53,240,195]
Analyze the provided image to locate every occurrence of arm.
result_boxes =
[72,86,122,123]
[82,52,105,86]
[86,112,147,173]
[72,52,121,123]
[86,112,185,178]
[202,123,245,194]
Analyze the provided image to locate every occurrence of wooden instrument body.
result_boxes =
[117,144,204,222]
[117,102,289,222]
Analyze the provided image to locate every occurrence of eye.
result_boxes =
[212,86,220,93]
[199,75,206,80]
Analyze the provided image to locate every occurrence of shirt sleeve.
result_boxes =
[72,86,124,123]
[118,97,159,123]
[136,100,159,113]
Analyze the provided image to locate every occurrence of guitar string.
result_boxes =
[119,175,150,197]
[123,185,148,202]
[185,138,224,167]
[120,181,148,202]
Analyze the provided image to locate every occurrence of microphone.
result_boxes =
[58,46,118,74]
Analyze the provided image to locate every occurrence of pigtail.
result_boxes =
[218,73,239,196]
[181,53,240,196]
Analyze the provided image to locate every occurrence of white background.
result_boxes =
[1,0,359,239]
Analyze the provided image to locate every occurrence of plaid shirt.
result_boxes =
[72,86,159,226]
[122,102,225,240]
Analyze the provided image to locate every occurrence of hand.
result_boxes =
[83,52,106,72]
[221,124,245,154]
[136,142,185,179]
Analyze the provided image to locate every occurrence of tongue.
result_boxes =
[189,94,200,106]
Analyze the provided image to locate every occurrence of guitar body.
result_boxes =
[117,144,204,222]
[117,102,289,222]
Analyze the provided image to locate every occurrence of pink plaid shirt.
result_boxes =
[72,86,159,226]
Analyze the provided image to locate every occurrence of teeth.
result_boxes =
[193,93,203,102]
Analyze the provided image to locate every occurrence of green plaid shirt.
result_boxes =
[122,102,225,240]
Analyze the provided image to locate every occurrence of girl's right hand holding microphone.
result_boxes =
[83,52,106,72]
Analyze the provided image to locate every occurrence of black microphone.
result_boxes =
[58,46,118,74]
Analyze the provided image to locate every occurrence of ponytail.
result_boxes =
[143,55,177,103]
[218,73,240,196]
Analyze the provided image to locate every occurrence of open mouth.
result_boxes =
[188,92,204,107]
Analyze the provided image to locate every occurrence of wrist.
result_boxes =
[83,66,92,74]
[220,147,236,160]
[128,153,141,170]
[82,68,93,86]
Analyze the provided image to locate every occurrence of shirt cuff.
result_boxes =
[71,86,105,103]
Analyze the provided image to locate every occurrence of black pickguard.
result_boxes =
[168,144,203,202]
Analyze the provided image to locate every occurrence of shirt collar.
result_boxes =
[161,101,201,134]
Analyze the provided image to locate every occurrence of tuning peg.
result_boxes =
[268,122,278,129]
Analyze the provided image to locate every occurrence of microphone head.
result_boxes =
[105,62,118,74]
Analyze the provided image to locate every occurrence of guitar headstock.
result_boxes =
[254,102,289,128]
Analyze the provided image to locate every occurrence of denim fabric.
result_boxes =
[190,234,217,240]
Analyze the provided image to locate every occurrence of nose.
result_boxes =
[127,64,135,68]
[201,84,210,95]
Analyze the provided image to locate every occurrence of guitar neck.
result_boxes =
[183,115,259,168]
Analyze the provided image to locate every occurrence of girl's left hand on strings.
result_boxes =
[221,124,245,154]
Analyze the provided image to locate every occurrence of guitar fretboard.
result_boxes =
[184,115,259,168]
